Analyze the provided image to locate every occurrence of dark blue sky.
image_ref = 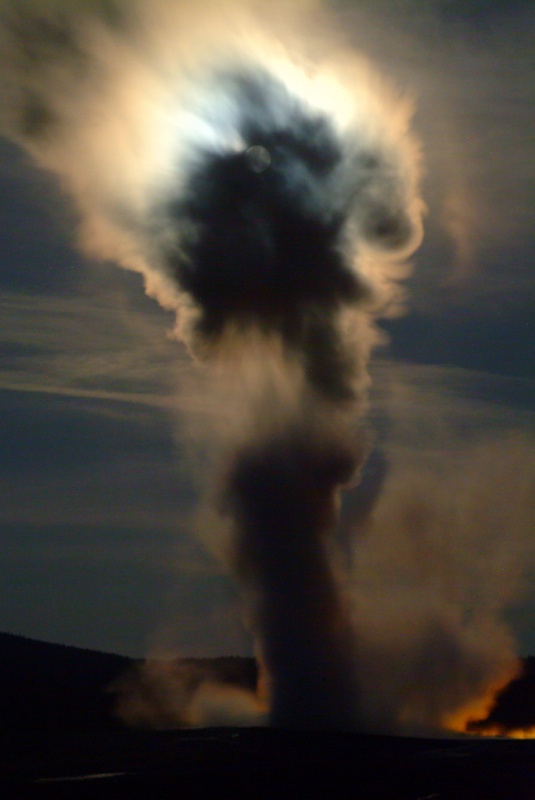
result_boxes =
[0,0,534,661]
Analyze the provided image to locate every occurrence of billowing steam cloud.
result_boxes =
[346,437,535,733]
[0,0,427,729]
[0,0,423,325]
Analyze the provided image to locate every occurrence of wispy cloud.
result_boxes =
[0,289,192,408]
[370,357,535,459]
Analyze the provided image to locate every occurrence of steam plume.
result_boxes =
[223,420,362,728]
[0,0,424,729]
[346,437,535,734]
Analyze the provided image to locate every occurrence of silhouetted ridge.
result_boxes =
[0,633,256,737]
[0,632,132,736]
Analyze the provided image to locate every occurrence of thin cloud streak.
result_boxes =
[0,289,194,410]
[370,358,535,454]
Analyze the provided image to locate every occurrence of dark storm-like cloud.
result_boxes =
[167,66,404,325]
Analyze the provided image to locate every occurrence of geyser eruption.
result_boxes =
[0,0,424,729]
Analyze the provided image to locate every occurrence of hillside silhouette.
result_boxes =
[0,632,256,737]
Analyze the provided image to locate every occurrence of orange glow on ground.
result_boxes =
[468,725,535,739]
[443,685,504,735]
[441,668,535,739]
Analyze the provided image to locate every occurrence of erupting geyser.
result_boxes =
[0,0,425,730]
[225,423,362,729]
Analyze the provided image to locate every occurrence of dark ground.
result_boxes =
[3,726,535,799]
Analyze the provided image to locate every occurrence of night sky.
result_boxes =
[0,0,534,660]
